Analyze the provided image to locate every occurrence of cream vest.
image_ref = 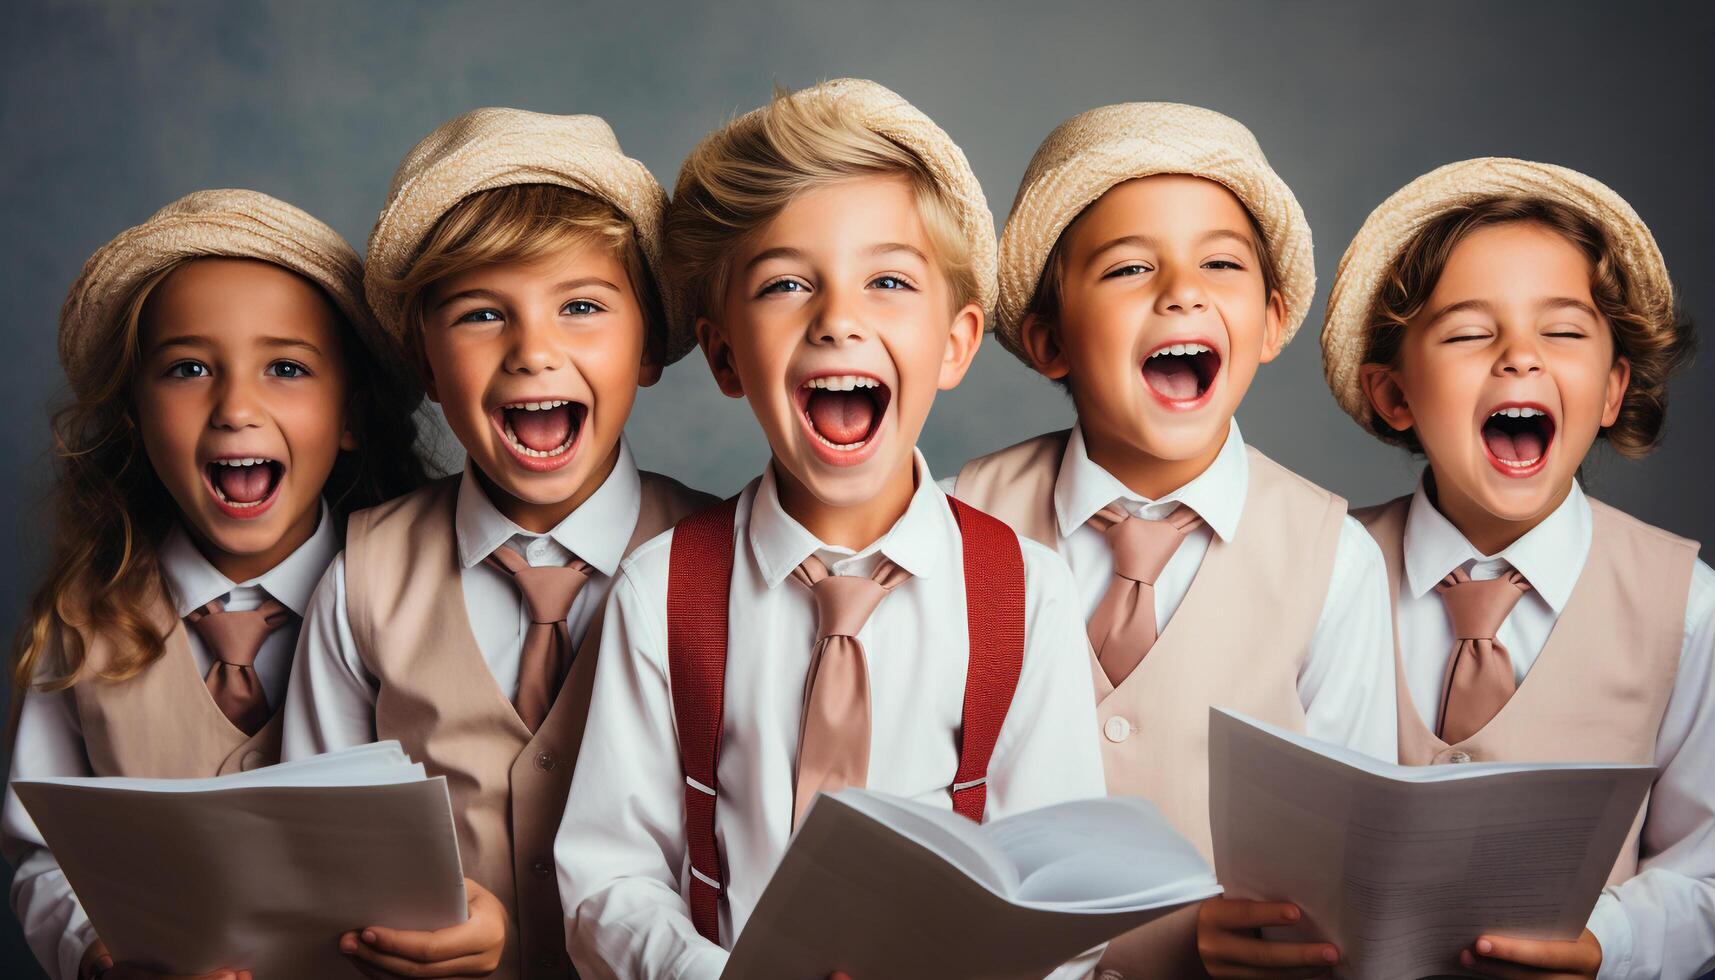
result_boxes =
[1357,494,1696,887]
[344,472,712,980]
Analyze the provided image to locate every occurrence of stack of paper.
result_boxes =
[1208,708,1655,980]
[724,789,1221,979]
[14,741,466,978]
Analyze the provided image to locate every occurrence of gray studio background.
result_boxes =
[3,0,1711,972]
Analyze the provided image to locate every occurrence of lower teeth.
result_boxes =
[504,424,575,459]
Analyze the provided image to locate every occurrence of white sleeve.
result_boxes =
[1587,559,1715,980]
[278,554,379,761]
[3,687,98,980]
[555,550,728,980]
[1298,515,1398,763]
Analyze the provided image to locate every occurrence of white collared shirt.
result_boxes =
[279,439,644,759]
[944,420,1397,761]
[3,504,339,980]
[556,451,1108,980]
[1394,477,1715,980]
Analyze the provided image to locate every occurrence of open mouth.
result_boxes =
[202,457,284,519]
[1141,342,1221,408]
[795,374,892,465]
[1480,405,1555,477]
[492,399,586,472]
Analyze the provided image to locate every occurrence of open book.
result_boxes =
[1208,708,1656,980]
[723,788,1220,979]
[13,741,466,978]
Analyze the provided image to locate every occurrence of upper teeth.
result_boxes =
[1490,407,1546,418]
[804,375,881,391]
[215,458,271,467]
[507,400,570,411]
[1149,343,1213,358]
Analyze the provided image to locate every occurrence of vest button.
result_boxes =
[533,859,552,878]
[1447,750,1472,764]
[1103,717,1130,744]
[240,752,264,771]
[535,750,558,771]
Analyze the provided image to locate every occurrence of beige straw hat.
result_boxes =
[59,188,377,399]
[365,107,674,359]
[1321,157,1673,429]
[995,102,1315,360]
[665,78,998,359]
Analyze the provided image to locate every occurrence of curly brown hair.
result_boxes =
[13,260,428,693]
[1362,194,1693,457]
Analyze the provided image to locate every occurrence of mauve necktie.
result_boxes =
[1434,566,1532,745]
[788,554,912,828]
[185,597,292,736]
[485,543,592,733]
[1084,503,1204,687]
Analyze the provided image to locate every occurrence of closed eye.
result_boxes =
[1202,259,1244,270]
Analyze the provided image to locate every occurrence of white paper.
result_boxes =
[14,741,466,978]
[722,789,1220,979]
[1208,709,1655,980]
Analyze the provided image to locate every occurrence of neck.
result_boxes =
[479,441,621,534]
[1082,423,1227,502]
[1427,470,1573,557]
[773,454,918,552]
[195,502,319,585]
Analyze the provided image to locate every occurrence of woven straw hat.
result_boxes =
[59,188,377,399]
[365,107,674,359]
[995,102,1314,360]
[665,78,998,359]
[1321,157,1672,429]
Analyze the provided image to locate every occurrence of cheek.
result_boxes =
[133,385,202,462]
[272,383,351,457]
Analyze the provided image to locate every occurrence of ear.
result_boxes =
[1017,312,1071,381]
[1258,288,1288,364]
[1600,354,1631,428]
[413,336,441,404]
[339,423,360,453]
[693,316,745,399]
[1359,362,1415,433]
[637,331,664,389]
[935,303,985,391]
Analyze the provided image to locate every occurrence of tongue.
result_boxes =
[216,464,274,504]
[1484,422,1546,462]
[806,389,876,446]
[509,406,573,452]
[1143,357,1203,401]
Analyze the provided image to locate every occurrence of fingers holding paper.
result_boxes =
[1195,898,1339,978]
[85,938,255,980]
[338,877,507,978]
[1458,929,1602,980]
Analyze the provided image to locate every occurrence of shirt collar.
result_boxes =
[747,448,945,589]
[1401,474,1590,612]
[454,436,643,577]
[1053,418,1249,542]
[159,500,339,618]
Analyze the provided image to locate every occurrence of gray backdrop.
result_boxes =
[2,0,1710,972]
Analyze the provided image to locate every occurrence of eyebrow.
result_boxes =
[433,277,622,311]
[1085,234,1159,268]
[870,242,929,263]
[1425,296,1600,327]
[259,336,326,357]
[148,333,325,357]
[743,246,806,273]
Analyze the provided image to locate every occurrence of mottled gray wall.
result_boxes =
[2,0,1710,971]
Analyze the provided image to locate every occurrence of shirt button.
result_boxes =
[1103,717,1131,744]
[535,750,558,771]
[533,859,552,878]
[240,752,264,771]
[1447,750,1472,764]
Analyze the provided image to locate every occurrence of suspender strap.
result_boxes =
[946,498,1026,822]
[666,496,740,944]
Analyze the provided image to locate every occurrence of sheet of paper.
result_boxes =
[723,792,1220,980]
[15,776,466,977]
[1208,709,1655,980]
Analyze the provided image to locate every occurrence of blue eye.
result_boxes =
[1104,264,1150,279]
[759,279,808,296]
[166,360,209,379]
[457,309,503,324]
[268,360,311,379]
[869,275,913,291]
[563,299,604,316]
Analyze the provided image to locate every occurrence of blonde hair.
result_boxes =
[383,183,665,369]
[666,86,981,322]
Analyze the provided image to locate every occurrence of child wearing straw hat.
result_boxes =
[946,103,1398,978]
[1325,158,1711,980]
[278,108,713,979]
[2,189,427,980]
[554,79,1107,980]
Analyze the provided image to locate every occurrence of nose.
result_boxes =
[504,310,564,374]
[1152,264,1209,316]
[807,282,872,347]
[209,376,263,431]
[1493,333,1545,377]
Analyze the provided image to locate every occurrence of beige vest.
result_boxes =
[69,590,283,778]
[956,431,1346,977]
[1357,494,1696,887]
[344,471,711,980]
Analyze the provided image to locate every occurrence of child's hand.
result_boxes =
[82,940,253,980]
[1196,898,1340,978]
[339,877,507,979]
[1459,928,1602,979]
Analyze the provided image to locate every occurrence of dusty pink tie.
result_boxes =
[1085,503,1204,687]
[485,544,593,733]
[789,554,912,828]
[1434,567,1532,745]
[185,598,292,736]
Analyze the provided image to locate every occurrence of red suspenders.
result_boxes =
[665,494,1026,944]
